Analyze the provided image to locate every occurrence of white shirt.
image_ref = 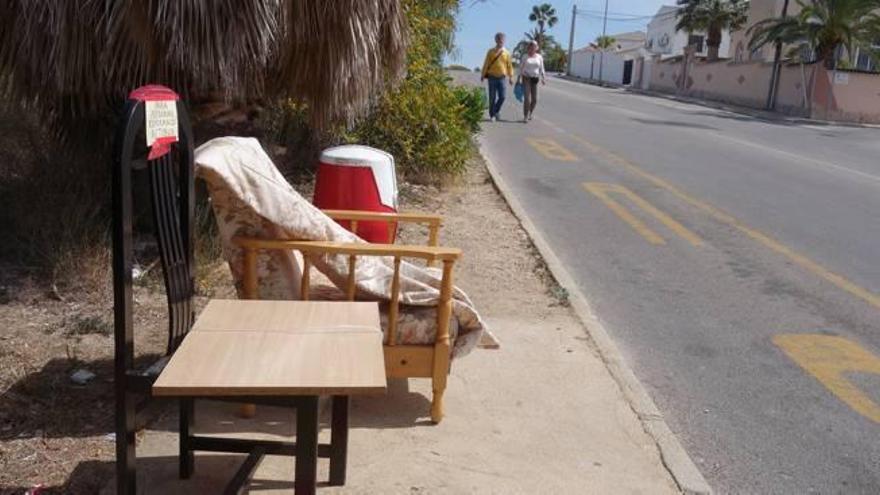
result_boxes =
[519,53,545,79]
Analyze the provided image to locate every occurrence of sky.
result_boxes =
[446,0,669,69]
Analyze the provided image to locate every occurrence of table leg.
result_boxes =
[329,395,350,486]
[295,396,319,495]
[179,398,194,479]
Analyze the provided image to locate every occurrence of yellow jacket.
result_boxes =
[481,47,513,79]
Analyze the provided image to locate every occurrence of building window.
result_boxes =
[856,51,873,71]
[688,35,705,53]
[749,46,763,61]
[855,44,879,71]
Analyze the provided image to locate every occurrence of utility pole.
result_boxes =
[765,0,790,110]
[597,0,609,83]
[566,5,577,76]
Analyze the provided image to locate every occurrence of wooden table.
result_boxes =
[153,299,387,494]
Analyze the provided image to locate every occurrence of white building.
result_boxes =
[608,31,647,52]
[570,32,649,86]
[646,5,732,59]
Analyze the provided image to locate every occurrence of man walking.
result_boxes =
[480,32,514,121]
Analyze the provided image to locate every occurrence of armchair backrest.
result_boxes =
[112,86,195,359]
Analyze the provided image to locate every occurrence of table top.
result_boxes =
[152,299,387,397]
[192,300,381,334]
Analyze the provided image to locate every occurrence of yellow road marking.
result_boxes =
[526,137,579,161]
[584,183,664,244]
[775,334,880,424]
[583,182,703,246]
[564,132,880,311]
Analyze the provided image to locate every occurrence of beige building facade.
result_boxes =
[728,0,802,63]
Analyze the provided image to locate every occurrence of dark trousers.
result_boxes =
[523,76,539,118]
[487,76,506,117]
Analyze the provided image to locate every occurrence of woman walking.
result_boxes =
[519,41,545,122]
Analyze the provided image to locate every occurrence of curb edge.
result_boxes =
[477,138,713,495]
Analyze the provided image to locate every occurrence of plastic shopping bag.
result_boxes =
[514,81,524,102]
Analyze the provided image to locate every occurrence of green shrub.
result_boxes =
[452,85,487,133]
[344,0,476,183]
[346,71,472,182]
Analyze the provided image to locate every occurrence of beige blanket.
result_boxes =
[195,137,494,357]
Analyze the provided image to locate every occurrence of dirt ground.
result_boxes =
[0,152,569,494]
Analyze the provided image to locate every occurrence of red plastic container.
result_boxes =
[313,145,398,243]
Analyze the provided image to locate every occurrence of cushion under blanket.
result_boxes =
[194,136,496,358]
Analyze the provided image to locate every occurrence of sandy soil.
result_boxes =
[0,152,567,494]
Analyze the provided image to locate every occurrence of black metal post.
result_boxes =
[113,100,143,495]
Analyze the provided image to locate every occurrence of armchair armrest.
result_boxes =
[322,209,443,226]
[322,209,444,249]
[233,238,461,262]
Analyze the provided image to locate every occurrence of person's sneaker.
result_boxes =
[528,114,533,121]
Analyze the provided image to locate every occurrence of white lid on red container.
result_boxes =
[320,145,398,209]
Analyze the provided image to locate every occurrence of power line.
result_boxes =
[576,8,679,23]
[577,10,656,20]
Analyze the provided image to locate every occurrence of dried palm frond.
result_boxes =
[0,0,408,133]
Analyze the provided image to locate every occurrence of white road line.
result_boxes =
[710,132,880,184]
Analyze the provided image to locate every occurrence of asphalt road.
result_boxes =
[457,72,880,494]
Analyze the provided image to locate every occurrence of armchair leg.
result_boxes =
[238,403,257,418]
[431,376,447,424]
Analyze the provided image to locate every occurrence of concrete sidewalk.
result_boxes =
[105,160,680,494]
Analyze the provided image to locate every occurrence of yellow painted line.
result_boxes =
[526,137,579,162]
[584,183,665,245]
[565,132,880,311]
[584,182,703,246]
[775,334,880,424]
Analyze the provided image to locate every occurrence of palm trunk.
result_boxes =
[706,27,722,62]
[826,54,837,119]
[707,45,720,61]
[800,62,808,111]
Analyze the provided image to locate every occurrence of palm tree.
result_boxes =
[529,3,559,47]
[676,0,749,61]
[0,1,408,135]
[748,0,880,67]
[594,35,618,50]
[514,28,558,62]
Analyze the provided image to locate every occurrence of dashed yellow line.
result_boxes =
[584,182,703,246]
[775,334,880,423]
[526,137,579,161]
[565,132,880,311]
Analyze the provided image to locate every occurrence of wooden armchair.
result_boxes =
[234,210,460,423]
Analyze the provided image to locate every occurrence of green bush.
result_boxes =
[452,85,487,134]
[345,0,477,183]
[346,71,472,182]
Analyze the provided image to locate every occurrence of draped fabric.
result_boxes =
[195,137,496,357]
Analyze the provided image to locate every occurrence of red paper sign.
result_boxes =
[128,85,180,160]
